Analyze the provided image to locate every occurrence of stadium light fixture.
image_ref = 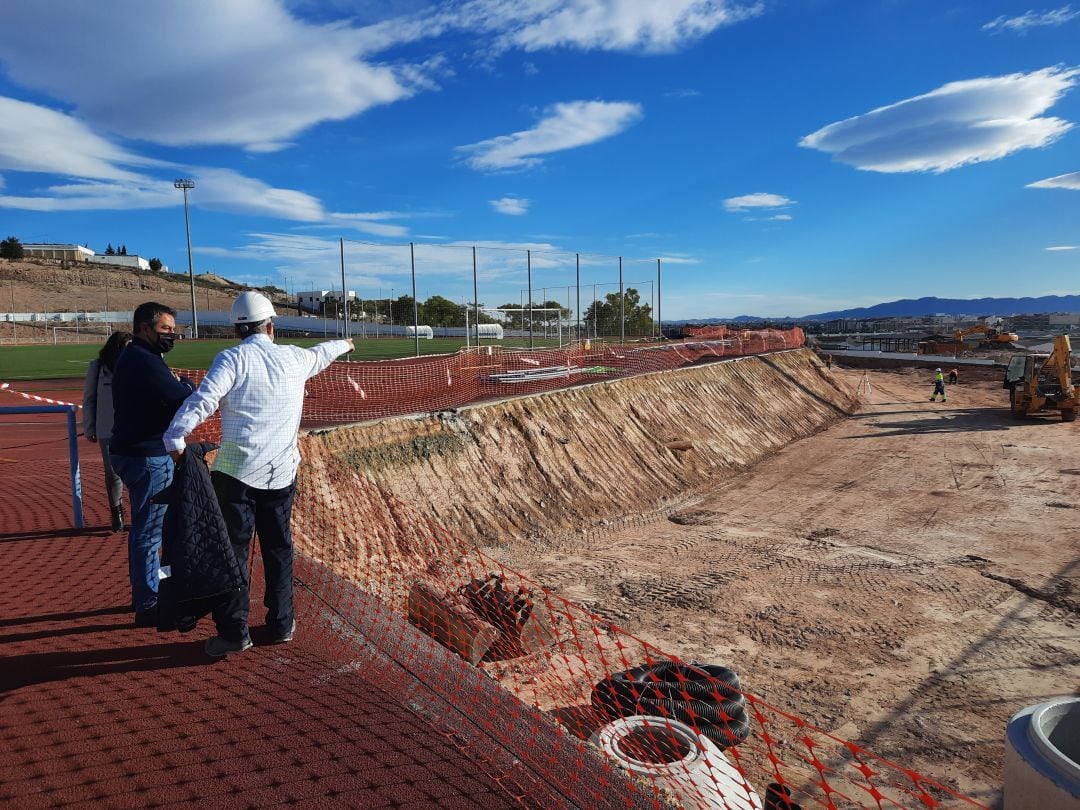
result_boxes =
[173,179,198,339]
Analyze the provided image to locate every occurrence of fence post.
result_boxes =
[619,256,625,344]
[527,249,534,349]
[411,242,419,357]
[66,406,84,529]
[657,258,662,339]
[472,245,480,348]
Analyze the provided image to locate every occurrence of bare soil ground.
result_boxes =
[487,366,1080,806]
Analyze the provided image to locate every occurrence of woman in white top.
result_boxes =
[83,330,133,532]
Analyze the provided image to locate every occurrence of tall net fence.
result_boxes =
[179,328,807,431]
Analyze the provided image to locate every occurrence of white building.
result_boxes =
[296,290,356,314]
[21,244,95,262]
[87,254,151,271]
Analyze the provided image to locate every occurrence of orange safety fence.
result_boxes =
[2,331,987,808]
[281,437,985,810]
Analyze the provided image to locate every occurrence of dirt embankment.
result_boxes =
[300,349,856,552]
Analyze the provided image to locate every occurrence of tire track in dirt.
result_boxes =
[484,367,1080,802]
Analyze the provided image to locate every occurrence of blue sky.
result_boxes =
[0,0,1078,319]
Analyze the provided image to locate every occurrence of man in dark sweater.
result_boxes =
[110,302,194,627]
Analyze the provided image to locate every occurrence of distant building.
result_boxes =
[21,244,95,262]
[296,289,356,315]
[1049,313,1080,326]
[87,254,151,271]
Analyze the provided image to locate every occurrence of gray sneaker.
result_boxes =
[205,635,253,657]
[269,620,295,644]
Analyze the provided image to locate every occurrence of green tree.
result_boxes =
[0,236,24,259]
[148,257,163,272]
[119,245,128,256]
[390,294,418,326]
[104,243,116,256]
[423,295,462,327]
[582,287,654,338]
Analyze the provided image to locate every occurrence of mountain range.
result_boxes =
[679,295,1080,323]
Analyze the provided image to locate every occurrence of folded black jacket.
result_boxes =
[152,442,244,633]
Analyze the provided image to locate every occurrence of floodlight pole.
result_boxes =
[173,179,198,338]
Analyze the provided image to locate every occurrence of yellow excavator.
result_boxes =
[956,325,1019,346]
[1002,335,1077,422]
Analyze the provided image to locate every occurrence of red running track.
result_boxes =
[0,384,645,809]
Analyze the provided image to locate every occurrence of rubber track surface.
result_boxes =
[0,385,644,809]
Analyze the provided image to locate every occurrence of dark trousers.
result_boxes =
[211,471,296,642]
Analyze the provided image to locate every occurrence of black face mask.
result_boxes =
[156,333,177,354]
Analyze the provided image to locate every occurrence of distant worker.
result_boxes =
[825,354,833,370]
[948,367,959,385]
[110,303,195,627]
[929,367,947,403]
[164,291,353,657]
[82,330,133,533]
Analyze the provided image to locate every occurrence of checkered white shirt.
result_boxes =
[164,334,351,489]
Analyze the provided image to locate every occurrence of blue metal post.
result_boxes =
[67,406,84,529]
[0,404,84,529]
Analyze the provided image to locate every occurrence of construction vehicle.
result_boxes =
[920,325,1020,354]
[955,325,1019,345]
[1002,335,1077,421]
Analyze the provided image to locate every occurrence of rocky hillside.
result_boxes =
[0,257,287,338]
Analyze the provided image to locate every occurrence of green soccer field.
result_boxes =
[0,336,568,381]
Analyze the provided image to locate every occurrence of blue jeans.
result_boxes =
[113,454,174,611]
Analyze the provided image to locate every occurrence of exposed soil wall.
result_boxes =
[298,348,857,554]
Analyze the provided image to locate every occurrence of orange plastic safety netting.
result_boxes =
[166,330,985,809]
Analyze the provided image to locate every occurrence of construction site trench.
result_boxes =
[293,348,1079,806]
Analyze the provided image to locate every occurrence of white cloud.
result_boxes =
[0,97,423,231]
[1046,245,1078,250]
[0,0,422,152]
[0,96,154,181]
[355,0,761,56]
[983,5,1080,33]
[723,192,794,212]
[0,163,327,221]
[800,67,1080,173]
[1028,170,1080,189]
[327,212,411,237]
[490,196,530,215]
[664,88,701,98]
[457,100,643,170]
[488,0,763,54]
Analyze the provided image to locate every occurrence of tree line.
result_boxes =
[317,287,654,336]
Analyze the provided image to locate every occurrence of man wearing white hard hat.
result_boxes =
[164,291,353,656]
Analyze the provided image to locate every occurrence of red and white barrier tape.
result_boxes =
[0,382,82,409]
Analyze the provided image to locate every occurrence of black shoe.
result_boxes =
[110,505,125,533]
[268,619,295,644]
[134,605,157,628]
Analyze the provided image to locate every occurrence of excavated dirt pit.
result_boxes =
[301,353,1079,806]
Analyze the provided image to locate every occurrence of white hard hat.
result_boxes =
[935,367,941,372]
[231,291,276,324]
